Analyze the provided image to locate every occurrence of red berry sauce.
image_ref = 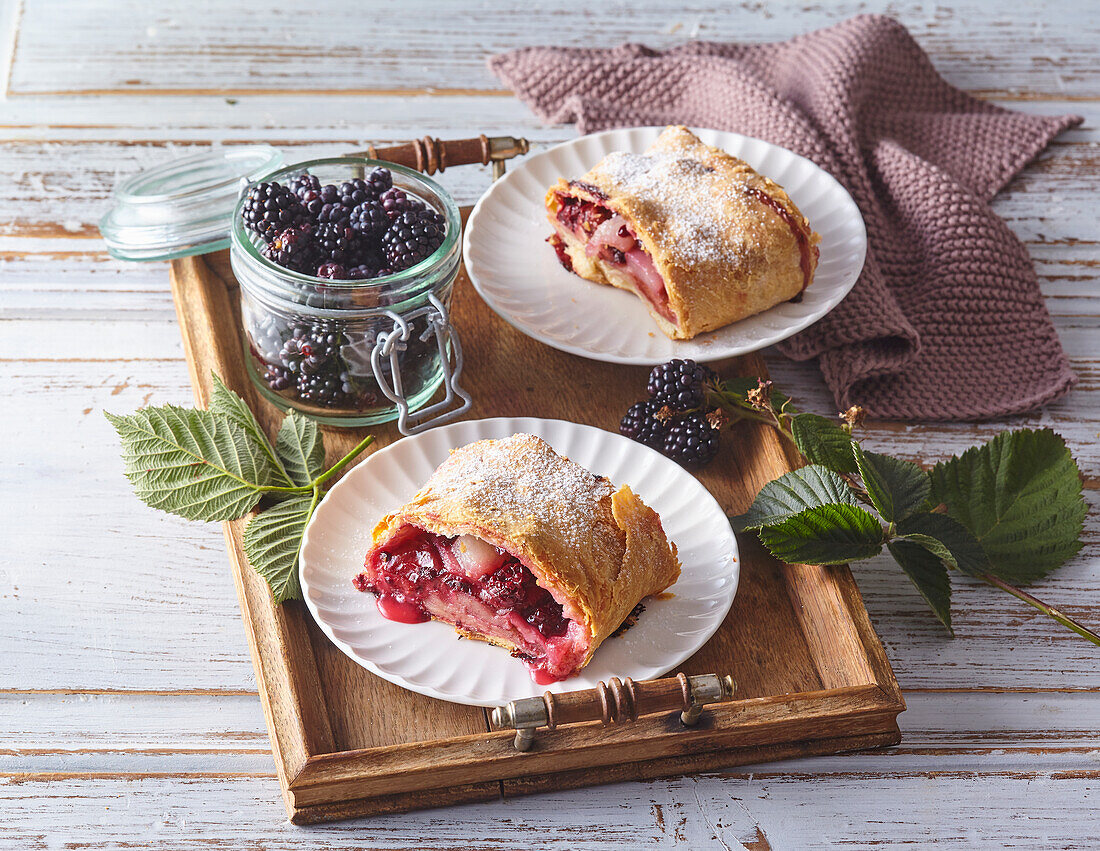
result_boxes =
[354,529,574,681]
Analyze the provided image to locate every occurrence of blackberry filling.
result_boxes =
[356,528,578,683]
[548,192,674,323]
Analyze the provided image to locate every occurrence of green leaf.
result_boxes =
[208,373,292,487]
[887,541,954,634]
[929,428,1086,584]
[852,443,930,522]
[757,504,884,565]
[242,494,315,603]
[276,410,326,487]
[790,413,857,473]
[896,512,991,577]
[732,465,857,531]
[105,405,281,522]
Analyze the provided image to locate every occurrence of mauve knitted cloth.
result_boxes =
[488,15,1082,420]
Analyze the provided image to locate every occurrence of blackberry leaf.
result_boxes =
[243,494,315,603]
[929,428,1086,584]
[887,540,954,634]
[209,373,292,487]
[852,443,930,522]
[896,512,991,577]
[757,504,884,565]
[276,409,326,487]
[105,405,282,522]
[790,413,857,473]
[731,465,856,531]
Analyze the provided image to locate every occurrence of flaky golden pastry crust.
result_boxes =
[369,434,680,668]
[546,125,821,340]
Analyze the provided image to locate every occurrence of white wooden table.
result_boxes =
[3,1,1097,847]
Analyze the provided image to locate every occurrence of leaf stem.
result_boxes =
[259,483,316,495]
[709,391,800,451]
[311,435,375,490]
[979,573,1100,647]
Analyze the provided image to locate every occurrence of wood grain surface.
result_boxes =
[2,0,1097,847]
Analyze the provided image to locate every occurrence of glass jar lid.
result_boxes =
[99,145,283,262]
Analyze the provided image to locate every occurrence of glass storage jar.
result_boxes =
[231,157,469,430]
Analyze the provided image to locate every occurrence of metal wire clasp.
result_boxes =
[370,293,471,435]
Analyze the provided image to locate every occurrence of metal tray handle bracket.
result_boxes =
[492,673,736,752]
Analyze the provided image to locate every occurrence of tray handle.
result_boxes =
[491,672,736,751]
[347,135,530,180]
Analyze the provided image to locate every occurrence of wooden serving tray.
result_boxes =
[168,224,904,824]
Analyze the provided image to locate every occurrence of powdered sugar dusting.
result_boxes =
[428,433,614,550]
[594,149,765,266]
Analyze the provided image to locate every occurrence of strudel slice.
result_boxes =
[546,125,820,340]
[354,433,680,683]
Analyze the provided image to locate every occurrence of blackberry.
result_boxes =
[293,177,340,220]
[297,372,347,407]
[316,201,351,225]
[261,224,321,273]
[349,199,389,240]
[289,174,321,201]
[647,358,714,409]
[262,363,294,392]
[382,208,446,271]
[241,181,306,240]
[662,412,721,468]
[379,187,423,220]
[364,166,393,198]
[278,325,341,376]
[347,261,393,280]
[314,222,367,266]
[619,400,669,450]
[337,178,374,209]
[317,263,348,279]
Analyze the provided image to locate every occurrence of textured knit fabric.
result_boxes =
[489,15,1082,420]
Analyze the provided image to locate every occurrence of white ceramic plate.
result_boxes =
[300,418,739,707]
[464,126,866,364]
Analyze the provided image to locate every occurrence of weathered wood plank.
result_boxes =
[0,768,1096,848]
[0,114,1094,243]
[0,95,1089,145]
[9,0,1100,100]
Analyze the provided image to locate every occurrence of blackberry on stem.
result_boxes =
[647,358,714,409]
[241,181,306,240]
[619,400,670,450]
[662,412,721,468]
